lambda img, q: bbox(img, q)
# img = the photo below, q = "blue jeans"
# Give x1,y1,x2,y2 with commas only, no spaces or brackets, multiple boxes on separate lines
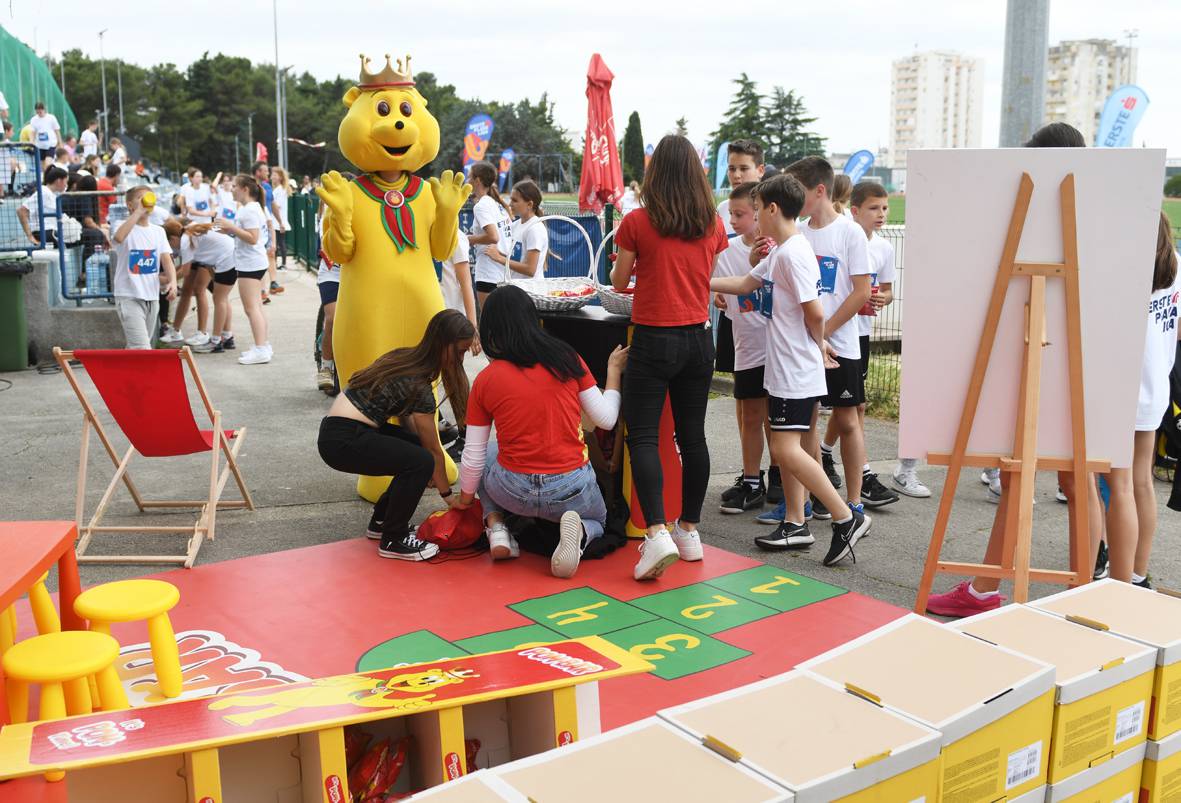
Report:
479,441,606,542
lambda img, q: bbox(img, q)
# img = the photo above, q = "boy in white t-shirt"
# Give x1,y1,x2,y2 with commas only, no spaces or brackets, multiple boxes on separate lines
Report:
315,209,342,392
28,102,60,162
784,157,873,521
820,182,910,503
17,165,67,245
112,186,177,349
712,174,871,566
79,121,100,157
713,181,773,514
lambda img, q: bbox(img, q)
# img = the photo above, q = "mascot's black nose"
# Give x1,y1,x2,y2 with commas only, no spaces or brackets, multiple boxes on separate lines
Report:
395,121,405,130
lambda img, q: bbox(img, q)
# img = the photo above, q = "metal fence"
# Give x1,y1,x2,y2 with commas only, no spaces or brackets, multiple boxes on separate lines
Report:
54,190,122,303
288,192,320,267
0,142,45,254
865,225,904,414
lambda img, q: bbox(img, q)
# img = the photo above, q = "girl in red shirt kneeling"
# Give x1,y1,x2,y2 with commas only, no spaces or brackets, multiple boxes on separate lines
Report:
456,286,627,579
610,135,729,580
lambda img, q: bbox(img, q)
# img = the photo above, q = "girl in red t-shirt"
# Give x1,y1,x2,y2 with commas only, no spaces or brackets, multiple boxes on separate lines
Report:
610,135,729,580
456,286,627,579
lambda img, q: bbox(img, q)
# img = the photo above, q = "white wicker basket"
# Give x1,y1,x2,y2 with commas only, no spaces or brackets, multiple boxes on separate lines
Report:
500,215,597,314
593,229,633,317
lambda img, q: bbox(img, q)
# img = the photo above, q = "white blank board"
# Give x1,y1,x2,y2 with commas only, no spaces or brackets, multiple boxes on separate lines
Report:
899,148,1165,469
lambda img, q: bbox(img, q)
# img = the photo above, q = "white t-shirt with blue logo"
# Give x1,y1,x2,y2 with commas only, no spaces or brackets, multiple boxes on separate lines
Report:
714,236,767,371
181,184,214,218
801,214,871,360
114,223,170,300
859,233,897,337
508,216,548,287
28,113,60,149
751,235,828,400
470,195,511,285
1138,269,1181,431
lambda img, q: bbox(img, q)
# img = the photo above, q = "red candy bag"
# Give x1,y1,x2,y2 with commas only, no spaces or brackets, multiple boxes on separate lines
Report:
361,737,408,802
465,738,481,773
344,726,372,770
348,738,388,801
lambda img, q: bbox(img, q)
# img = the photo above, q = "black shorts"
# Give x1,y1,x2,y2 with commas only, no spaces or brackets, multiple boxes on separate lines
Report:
475,281,498,294
213,269,238,286
823,356,866,408
714,314,735,373
860,334,871,381
319,280,339,305
733,365,768,400
237,268,267,281
193,261,215,272
768,395,820,431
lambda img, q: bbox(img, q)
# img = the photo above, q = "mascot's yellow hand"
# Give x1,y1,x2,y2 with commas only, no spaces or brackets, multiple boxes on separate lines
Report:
429,170,472,217
316,170,354,224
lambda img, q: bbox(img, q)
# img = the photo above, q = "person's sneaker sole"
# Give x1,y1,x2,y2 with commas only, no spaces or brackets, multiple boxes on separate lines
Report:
719,498,765,515
365,528,381,541
892,474,932,498
860,494,899,508
810,500,833,520
378,543,438,561
636,551,679,580
490,542,516,560
754,525,814,551
552,511,583,579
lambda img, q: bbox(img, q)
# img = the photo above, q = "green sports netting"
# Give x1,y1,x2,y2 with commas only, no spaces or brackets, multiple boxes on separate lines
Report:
0,26,78,137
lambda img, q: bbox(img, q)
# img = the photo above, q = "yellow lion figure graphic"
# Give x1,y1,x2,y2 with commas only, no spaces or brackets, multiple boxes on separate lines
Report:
207,667,479,727
317,53,471,502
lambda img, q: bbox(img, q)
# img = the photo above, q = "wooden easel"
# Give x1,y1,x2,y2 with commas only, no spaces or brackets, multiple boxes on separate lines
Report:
914,173,1110,612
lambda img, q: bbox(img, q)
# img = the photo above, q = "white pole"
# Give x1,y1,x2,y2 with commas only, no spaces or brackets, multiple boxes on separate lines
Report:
273,0,282,168
98,30,109,143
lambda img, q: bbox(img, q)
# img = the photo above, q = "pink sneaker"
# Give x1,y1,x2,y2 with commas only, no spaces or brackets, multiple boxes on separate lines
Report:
925,582,1005,618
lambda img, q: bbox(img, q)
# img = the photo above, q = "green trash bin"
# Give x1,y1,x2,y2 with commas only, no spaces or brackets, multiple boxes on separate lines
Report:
0,258,33,371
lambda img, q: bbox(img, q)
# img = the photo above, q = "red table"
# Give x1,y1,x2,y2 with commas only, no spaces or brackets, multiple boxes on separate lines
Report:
0,522,83,726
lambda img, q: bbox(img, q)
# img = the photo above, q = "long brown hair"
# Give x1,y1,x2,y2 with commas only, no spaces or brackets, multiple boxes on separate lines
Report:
641,135,717,240
512,179,543,217
470,161,510,214
348,310,475,425
1155,211,1178,292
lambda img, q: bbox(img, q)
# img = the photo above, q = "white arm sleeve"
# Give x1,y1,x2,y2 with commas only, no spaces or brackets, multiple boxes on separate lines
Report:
459,424,491,496
579,387,621,430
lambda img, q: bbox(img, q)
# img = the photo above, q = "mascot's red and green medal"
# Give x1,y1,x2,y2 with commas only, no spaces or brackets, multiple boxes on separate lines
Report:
353,174,425,253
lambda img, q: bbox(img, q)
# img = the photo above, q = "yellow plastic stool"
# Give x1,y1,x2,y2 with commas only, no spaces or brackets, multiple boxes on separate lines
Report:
74,579,183,698
0,572,62,658
3,630,128,782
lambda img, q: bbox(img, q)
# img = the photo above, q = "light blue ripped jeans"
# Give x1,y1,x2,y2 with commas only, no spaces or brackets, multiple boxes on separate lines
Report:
478,441,606,543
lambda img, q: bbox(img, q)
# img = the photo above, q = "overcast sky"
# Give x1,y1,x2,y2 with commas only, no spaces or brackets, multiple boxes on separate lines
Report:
9,0,1179,158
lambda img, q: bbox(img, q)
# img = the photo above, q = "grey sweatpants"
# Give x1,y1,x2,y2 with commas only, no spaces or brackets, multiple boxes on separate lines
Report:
115,296,160,350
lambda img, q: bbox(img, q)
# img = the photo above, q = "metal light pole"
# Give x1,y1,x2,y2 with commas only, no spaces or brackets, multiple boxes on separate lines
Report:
272,0,282,168
98,30,109,142
116,61,125,134
235,133,241,174
247,112,255,162
281,65,294,172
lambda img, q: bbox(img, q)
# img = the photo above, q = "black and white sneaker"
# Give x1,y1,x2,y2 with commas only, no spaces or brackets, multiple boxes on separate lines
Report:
720,473,766,514
822,450,842,489
378,528,438,561
810,495,833,520
766,466,784,504
1133,576,1152,589
823,510,871,567
755,521,814,551
366,519,383,540
1093,541,1109,580
860,473,900,508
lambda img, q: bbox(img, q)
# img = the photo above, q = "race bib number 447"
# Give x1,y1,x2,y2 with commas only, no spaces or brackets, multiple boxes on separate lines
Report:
817,255,838,294
129,249,159,275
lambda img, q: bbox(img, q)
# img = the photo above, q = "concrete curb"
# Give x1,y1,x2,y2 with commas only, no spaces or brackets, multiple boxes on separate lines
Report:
711,373,734,396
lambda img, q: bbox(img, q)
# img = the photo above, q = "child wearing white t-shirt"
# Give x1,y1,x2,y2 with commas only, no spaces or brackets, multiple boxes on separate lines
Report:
1105,213,1181,586
484,179,548,289
179,169,215,221
214,176,272,365
112,186,177,349
785,157,874,519
439,230,479,350
315,209,342,392
712,175,870,567
713,182,772,515
466,160,511,309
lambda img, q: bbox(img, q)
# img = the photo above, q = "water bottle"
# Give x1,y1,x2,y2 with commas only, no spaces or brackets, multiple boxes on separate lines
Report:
86,247,110,293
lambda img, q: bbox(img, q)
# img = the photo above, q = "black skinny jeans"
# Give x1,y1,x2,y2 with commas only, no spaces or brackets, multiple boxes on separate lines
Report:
621,324,715,527
317,416,434,539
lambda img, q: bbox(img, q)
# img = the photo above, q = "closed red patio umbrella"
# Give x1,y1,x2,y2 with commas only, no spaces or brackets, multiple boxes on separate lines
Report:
578,53,624,214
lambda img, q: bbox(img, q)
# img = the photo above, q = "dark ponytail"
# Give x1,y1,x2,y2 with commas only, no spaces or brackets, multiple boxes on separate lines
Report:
479,285,586,383
470,161,510,214
234,174,263,203
512,179,543,217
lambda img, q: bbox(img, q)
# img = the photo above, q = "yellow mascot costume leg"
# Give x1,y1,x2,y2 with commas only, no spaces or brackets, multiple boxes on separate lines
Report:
317,54,471,502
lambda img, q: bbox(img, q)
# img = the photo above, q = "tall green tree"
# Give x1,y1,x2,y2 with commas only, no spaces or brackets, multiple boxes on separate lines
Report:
761,87,824,167
621,111,644,184
674,117,689,137
706,74,770,186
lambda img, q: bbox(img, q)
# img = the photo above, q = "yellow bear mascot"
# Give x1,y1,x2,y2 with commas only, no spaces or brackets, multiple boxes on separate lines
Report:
318,54,471,502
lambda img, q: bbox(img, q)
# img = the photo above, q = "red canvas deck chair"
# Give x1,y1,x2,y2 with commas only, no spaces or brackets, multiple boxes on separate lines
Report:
53,346,254,568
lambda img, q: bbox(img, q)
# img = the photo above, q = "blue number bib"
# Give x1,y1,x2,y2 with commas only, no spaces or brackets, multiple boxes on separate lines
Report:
196,200,209,211
129,249,159,276
736,291,760,314
759,280,774,319
817,255,838,294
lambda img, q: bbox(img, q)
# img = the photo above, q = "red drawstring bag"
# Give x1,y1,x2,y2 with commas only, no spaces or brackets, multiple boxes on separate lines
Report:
416,500,485,550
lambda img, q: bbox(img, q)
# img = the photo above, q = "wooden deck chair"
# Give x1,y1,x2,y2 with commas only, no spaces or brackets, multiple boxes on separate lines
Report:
53,346,254,568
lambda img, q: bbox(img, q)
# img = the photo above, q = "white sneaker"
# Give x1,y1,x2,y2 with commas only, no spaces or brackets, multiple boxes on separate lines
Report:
985,479,1002,503
551,511,584,578
892,470,931,498
488,524,519,560
634,529,680,580
159,329,184,345
237,346,272,365
316,367,335,391
671,522,704,561
185,331,210,347
262,342,274,357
